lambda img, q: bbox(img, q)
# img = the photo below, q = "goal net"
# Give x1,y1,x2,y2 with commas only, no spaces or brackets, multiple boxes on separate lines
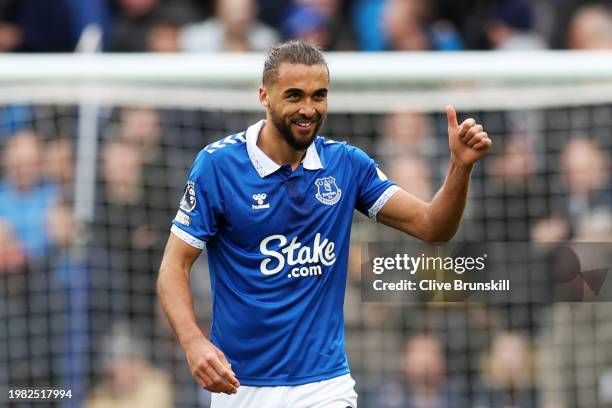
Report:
0,51,611,407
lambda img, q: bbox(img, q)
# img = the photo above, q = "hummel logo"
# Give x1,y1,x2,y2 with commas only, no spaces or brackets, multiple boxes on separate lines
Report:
252,193,270,210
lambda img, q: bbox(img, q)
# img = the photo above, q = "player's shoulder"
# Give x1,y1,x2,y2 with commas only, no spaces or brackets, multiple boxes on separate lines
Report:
187,131,248,178
315,135,371,160
315,135,348,153
202,131,247,157
193,131,247,164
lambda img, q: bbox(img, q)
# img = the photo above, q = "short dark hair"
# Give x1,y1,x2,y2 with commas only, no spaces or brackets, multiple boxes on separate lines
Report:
262,40,328,86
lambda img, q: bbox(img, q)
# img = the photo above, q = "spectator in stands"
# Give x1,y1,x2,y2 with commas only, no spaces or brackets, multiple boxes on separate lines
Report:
0,132,63,391
567,4,612,49
47,199,90,405
378,110,435,157
382,0,462,51
119,107,162,164
475,332,538,407
47,200,76,259
352,0,387,50
490,134,536,182
85,323,172,408
574,207,612,242
110,0,159,51
538,211,612,408
179,0,279,52
0,130,59,260
44,137,74,199
116,107,172,242
539,303,612,408
282,0,355,50
561,138,609,223
383,0,429,51
487,133,539,241
96,113,169,342
0,0,76,52
531,137,609,241
366,334,459,408
145,1,199,52
388,158,433,202
110,0,199,52
96,139,148,329
257,0,290,30
0,105,34,137
0,14,21,52
484,0,547,50
0,219,26,272
100,139,144,207
377,110,436,201
0,221,59,389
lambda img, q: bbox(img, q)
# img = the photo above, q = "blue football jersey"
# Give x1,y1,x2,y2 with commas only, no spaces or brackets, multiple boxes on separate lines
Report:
171,120,399,386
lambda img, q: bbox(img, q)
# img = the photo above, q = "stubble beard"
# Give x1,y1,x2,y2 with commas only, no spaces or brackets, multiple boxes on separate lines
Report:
269,106,325,151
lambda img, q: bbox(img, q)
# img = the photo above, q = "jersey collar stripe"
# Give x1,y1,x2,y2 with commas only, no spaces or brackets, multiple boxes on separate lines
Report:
246,120,324,178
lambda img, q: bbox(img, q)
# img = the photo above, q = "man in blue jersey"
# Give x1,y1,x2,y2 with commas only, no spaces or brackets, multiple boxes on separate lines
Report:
157,40,491,407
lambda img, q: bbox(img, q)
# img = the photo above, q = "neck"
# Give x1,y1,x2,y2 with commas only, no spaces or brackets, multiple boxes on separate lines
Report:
258,120,307,171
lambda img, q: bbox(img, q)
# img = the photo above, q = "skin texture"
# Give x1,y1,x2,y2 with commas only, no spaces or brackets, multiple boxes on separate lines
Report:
157,61,492,395
258,63,329,168
378,105,491,243
157,235,239,395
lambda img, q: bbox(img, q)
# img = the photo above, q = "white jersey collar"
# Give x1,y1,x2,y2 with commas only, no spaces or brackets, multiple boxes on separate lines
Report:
245,119,323,178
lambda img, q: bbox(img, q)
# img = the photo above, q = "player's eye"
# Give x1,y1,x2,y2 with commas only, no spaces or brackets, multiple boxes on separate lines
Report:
313,91,328,101
286,93,300,101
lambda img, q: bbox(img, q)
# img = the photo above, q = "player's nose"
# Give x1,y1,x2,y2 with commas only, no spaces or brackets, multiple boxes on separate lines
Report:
298,104,317,118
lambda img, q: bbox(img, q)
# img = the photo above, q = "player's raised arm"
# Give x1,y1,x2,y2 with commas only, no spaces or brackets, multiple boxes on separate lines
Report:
157,233,240,395
377,105,492,243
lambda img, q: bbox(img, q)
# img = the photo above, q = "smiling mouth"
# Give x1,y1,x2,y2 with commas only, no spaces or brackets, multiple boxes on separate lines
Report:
294,121,312,129
292,118,318,130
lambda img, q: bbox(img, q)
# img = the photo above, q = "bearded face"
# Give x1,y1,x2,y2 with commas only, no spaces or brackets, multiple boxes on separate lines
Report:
268,103,325,151
260,63,329,151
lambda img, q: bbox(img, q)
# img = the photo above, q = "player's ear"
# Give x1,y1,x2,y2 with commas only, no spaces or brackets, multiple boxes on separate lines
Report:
259,86,270,108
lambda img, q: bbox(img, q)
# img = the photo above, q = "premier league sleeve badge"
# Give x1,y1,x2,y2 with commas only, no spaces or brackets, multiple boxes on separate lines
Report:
180,181,197,212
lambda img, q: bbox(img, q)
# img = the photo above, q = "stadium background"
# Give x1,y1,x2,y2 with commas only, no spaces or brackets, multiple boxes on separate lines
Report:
0,0,611,407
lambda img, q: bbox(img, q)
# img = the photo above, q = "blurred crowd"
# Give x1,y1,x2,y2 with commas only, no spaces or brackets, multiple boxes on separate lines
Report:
1,0,612,53
0,102,610,407
0,1,612,408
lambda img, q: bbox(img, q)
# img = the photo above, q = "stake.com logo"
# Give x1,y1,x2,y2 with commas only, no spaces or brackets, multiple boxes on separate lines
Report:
259,233,336,278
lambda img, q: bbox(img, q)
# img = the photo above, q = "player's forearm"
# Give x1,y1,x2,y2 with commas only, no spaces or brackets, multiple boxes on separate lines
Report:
425,156,473,242
157,264,207,349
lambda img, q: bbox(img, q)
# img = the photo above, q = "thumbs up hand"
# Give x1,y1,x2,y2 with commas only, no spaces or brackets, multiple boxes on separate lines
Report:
446,105,492,167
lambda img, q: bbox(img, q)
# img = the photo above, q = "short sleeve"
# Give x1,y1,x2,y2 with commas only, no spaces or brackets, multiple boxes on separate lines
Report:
348,145,400,220
171,150,224,248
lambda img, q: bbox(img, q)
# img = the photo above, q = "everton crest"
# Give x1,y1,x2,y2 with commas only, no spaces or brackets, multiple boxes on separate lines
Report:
315,177,342,205
180,181,197,212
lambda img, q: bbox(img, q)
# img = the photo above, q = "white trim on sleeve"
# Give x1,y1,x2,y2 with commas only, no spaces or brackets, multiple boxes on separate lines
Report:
171,225,206,249
367,185,401,221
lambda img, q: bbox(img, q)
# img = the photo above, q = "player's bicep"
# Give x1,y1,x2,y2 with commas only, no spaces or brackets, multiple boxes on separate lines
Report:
160,232,202,277
376,188,431,241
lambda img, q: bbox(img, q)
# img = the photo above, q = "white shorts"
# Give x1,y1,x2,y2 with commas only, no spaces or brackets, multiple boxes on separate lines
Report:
210,373,358,408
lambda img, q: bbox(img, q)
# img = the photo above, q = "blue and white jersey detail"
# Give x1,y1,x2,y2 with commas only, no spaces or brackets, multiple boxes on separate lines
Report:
171,120,398,386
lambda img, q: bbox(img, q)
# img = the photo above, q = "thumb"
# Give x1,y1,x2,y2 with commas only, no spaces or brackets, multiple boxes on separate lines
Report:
446,105,458,129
